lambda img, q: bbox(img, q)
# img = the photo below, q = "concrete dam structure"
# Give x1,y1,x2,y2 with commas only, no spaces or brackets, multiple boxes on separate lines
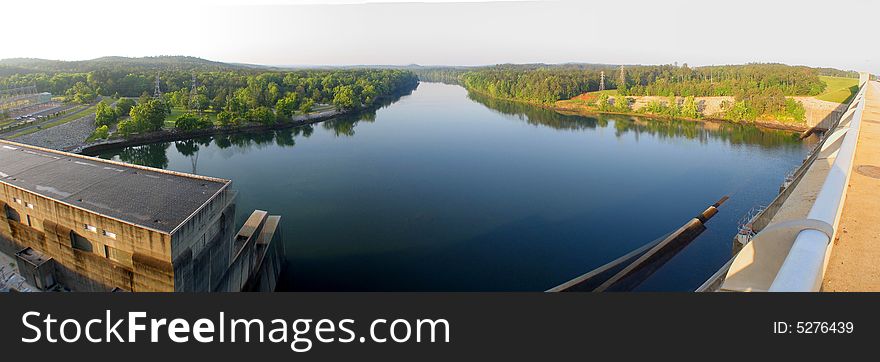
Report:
0,139,283,292
702,73,880,292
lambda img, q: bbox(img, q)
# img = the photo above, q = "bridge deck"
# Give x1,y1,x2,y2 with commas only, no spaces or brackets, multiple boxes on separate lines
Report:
822,81,880,291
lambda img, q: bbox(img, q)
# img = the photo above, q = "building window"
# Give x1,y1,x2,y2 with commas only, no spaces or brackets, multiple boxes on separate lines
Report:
104,245,132,267
70,231,93,252
12,197,22,204
102,230,117,239
84,224,97,233
26,215,32,227
25,202,34,209
3,204,20,222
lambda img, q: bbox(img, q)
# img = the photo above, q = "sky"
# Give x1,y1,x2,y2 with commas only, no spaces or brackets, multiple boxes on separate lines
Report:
2,0,877,71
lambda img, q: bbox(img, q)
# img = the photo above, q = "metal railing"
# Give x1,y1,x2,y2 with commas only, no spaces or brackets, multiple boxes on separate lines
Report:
767,81,868,292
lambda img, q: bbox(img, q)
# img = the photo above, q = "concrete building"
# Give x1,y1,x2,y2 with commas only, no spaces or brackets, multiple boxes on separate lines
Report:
0,139,282,292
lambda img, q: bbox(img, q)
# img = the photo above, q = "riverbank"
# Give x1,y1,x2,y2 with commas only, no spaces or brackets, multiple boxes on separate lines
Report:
79,109,342,155
554,94,847,134
8,82,419,155
464,87,834,134
552,103,814,134
553,98,813,133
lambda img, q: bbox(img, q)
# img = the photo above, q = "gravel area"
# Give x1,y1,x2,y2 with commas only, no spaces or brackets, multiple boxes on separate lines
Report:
10,114,96,151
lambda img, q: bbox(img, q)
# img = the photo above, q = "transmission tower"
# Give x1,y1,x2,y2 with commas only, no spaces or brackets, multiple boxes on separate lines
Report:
189,73,199,113
599,71,605,91
153,72,162,98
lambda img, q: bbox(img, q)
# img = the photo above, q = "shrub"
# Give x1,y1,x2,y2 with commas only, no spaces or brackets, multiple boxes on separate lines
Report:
174,113,213,131
614,96,630,112
248,106,276,125
91,125,110,140
596,93,610,111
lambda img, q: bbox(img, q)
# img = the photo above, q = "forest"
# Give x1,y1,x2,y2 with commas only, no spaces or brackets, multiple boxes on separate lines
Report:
1,57,419,137
449,63,847,123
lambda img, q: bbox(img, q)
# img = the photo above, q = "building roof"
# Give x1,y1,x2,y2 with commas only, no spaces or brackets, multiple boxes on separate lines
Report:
0,140,229,234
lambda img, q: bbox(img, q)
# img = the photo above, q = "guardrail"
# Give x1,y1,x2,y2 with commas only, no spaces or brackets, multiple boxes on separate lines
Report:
767,81,867,292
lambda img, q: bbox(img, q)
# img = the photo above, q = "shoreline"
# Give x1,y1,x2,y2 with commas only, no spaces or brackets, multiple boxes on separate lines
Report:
551,105,812,133
551,103,811,133
462,87,813,134
76,86,418,155
75,82,814,156
78,109,342,155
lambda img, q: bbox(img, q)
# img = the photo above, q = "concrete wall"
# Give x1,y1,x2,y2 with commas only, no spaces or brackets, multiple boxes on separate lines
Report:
1,183,176,291
0,155,275,292
171,199,236,292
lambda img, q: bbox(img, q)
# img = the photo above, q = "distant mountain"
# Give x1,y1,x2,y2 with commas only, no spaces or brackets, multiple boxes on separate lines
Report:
0,56,260,73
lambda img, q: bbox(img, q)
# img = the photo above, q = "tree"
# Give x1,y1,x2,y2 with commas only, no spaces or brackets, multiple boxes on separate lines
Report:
248,106,276,125
95,100,118,127
614,95,630,112
663,95,680,117
275,93,298,120
360,84,377,105
332,85,357,110
65,82,97,104
92,125,110,140
127,99,169,134
726,100,756,121
596,93,610,111
217,111,235,127
115,98,136,118
192,94,210,112
299,99,314,114
641,99,664,115
775,98,806,124
116,119,138,136
680,96,699,119
174,113,212,131
1,66,422,134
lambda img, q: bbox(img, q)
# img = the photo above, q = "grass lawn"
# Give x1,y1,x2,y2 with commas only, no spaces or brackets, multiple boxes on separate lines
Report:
311,103,336,112
163,107,218,128
817,76,859,103
566,89,618,102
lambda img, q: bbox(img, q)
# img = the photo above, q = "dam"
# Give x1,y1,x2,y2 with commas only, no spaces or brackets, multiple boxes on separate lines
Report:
0,139,283,292
702,73,879,292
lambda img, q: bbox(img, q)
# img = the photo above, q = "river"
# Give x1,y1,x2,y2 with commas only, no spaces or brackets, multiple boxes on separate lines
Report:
95,82,815,291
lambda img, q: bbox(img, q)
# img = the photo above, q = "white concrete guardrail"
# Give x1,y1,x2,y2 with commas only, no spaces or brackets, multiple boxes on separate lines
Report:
767,82,867,292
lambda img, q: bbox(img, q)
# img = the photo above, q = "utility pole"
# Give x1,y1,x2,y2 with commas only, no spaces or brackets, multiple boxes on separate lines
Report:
153,72,162,98
189,73,199,114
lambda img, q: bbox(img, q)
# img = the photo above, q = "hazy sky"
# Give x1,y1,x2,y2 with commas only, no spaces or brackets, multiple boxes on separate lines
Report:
2,0,876,71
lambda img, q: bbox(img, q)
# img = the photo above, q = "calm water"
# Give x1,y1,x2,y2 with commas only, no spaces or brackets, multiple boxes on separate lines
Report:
95,82,814,291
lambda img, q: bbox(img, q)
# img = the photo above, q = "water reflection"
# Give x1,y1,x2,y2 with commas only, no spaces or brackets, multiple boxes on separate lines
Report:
466,90,813,149
95,82,813,291
116,143,171,169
